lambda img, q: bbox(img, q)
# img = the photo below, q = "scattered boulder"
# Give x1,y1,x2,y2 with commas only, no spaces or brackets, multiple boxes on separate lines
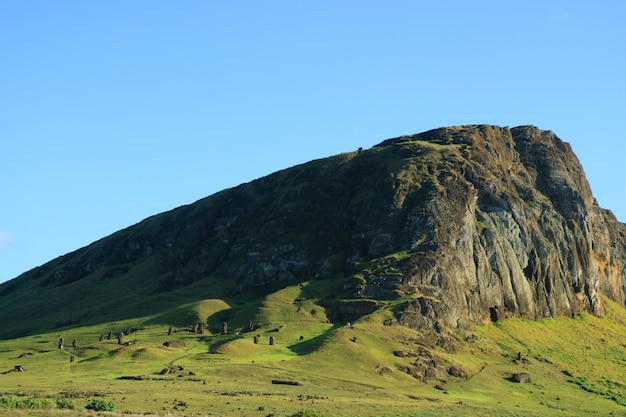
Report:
118,375,148,380
18,352,33,358
447,365,468,379
510,372,532,383
163,340,186,348
434,384,448,393
393,350,419,358
2,365,26,374
271,380,301,386
160,365,184,375
383,318,398,326
377,365,393,375
397,347,447,382
513,352,530,364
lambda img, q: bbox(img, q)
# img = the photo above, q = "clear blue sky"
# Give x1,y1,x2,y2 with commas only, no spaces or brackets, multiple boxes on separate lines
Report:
1,1,625,284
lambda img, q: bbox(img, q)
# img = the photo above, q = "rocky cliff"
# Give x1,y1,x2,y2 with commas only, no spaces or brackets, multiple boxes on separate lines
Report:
343,125,626,330
1,125,625,337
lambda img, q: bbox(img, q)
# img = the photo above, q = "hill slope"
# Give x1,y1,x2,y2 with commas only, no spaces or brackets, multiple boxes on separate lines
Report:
0,281,624,416
0,125,624,341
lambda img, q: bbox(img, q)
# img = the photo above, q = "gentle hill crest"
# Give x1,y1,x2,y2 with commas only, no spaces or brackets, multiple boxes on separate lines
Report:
1,124,624,340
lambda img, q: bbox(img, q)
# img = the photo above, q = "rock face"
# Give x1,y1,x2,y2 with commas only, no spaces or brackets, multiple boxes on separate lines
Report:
1,125,624,337
346,126,626,329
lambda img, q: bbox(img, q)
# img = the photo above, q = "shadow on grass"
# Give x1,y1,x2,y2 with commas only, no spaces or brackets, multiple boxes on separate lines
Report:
201,334,245,353
143,291,263,333
287,325,341,356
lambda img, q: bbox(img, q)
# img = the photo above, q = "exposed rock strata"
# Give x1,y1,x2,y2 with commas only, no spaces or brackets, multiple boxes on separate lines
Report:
347,126,626,328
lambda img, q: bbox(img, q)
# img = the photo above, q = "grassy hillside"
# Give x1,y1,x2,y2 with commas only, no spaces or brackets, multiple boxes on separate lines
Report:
1,126,625,416
0,278,624,416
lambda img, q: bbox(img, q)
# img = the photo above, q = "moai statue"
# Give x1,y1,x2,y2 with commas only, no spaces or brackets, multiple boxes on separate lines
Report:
222,322,228,335
72,338,77,348
253,335,259,344
192,323,198,333
118,332,124,345
248,321,254,332
168,326,173,336
197,323,204,334
99,334,103,342
58,338,64,349
107,331,112,340
70,355,75,363
269,336,275,346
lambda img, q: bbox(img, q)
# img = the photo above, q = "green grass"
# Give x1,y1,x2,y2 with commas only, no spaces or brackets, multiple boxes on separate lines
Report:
0,285,624,416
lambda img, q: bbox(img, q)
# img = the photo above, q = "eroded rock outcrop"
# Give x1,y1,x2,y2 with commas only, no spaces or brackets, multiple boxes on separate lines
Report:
345,125,626,328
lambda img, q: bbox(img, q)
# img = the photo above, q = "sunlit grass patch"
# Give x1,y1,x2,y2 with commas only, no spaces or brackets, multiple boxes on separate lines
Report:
0,289,625,416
